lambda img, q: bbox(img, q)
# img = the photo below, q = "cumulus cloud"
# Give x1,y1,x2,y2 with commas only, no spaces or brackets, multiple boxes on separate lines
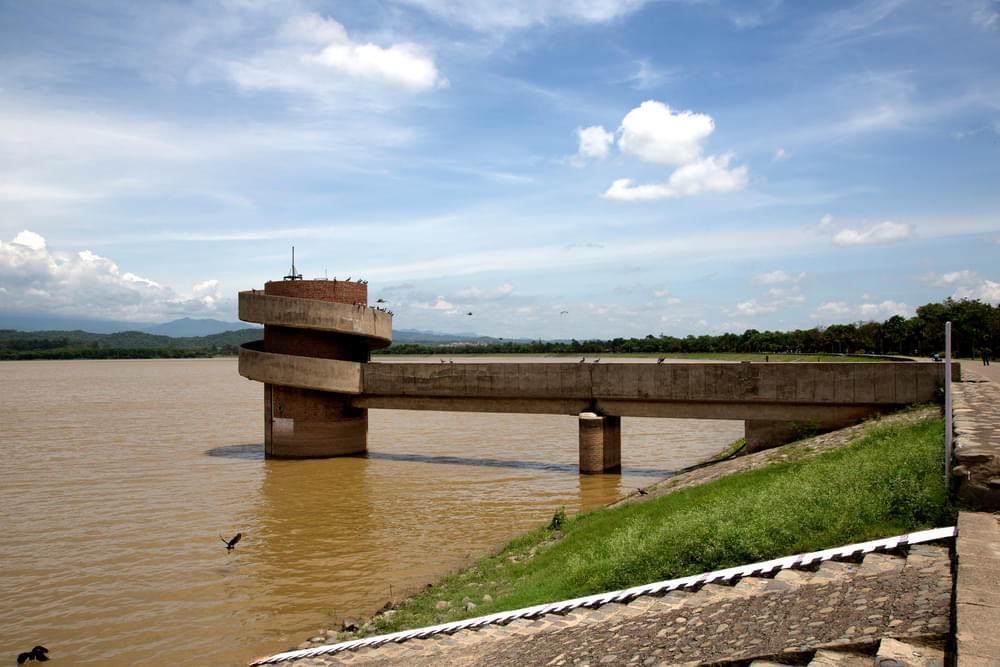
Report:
617,101,714,165
832,220,914,246
602,153,748,202
736,299,775,316
921,269,1000,304
583,100,748,202
576,125,615,160
228,13,447,97
412,296,454,310
772,148,789,162
813,301,852,317
860,300,913,319
0,231,231,321
811,299,914,320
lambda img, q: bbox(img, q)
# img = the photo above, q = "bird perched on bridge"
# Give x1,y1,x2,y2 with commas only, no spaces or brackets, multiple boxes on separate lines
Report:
657,357,665,364
579,357,586,363
17,646,49,663
593,358,600,363
221,533,242,551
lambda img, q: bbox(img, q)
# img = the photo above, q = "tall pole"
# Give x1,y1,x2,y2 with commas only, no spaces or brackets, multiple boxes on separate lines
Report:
945,321,953,490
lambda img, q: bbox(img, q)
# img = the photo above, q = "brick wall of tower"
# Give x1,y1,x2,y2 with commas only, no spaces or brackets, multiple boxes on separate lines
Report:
264,279,367,305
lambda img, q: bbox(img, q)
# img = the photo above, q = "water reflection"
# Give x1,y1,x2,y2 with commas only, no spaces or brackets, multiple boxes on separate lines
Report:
206,443,265,460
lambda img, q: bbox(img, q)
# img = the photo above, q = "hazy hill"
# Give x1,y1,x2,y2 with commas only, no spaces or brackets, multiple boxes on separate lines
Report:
0,314,255,336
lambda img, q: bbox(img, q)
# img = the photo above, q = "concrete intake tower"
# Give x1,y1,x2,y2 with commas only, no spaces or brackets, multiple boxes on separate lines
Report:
238,277,392,458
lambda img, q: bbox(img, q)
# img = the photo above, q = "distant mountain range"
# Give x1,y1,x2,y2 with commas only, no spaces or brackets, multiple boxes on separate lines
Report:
0,314,258,337
0,315,527,345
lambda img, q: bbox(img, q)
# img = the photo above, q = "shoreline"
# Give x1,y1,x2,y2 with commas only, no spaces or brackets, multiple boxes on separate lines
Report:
279,406,940,658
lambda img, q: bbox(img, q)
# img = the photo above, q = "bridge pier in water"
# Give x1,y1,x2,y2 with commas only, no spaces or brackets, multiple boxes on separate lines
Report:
578,413,622,474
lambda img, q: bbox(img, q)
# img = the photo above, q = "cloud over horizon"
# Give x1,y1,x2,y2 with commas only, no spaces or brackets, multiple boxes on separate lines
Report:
0,231,231,322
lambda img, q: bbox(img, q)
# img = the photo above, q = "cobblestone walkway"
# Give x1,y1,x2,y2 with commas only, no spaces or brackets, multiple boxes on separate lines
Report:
271,541,952,666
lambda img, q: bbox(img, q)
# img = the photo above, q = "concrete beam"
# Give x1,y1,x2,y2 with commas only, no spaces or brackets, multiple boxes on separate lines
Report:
239,291,392,347
239,341,362,394
361,361,953,408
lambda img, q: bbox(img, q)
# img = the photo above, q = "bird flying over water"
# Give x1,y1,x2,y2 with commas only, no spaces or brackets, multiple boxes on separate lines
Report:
560,310,568,315
376,298,388,303
466,311,473,316
221,533,242,551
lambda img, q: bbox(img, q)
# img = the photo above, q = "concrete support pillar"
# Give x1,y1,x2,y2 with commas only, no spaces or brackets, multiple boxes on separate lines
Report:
579,412,621,474
265,383,367,458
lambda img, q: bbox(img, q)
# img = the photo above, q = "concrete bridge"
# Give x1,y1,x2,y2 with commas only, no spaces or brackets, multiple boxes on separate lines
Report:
238,281,955,472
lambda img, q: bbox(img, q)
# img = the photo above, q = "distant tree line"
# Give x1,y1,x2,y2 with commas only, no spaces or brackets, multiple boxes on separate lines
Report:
0,328,261,360
377,298,999,358
2,298,996,360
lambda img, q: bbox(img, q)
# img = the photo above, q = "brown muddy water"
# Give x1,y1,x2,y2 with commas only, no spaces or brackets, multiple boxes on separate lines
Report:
0,358,743,666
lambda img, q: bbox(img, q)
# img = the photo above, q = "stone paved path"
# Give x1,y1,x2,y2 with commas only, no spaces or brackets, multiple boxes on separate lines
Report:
272,542,952,666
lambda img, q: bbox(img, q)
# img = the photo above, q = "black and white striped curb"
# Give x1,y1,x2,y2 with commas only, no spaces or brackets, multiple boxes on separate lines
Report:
251,525,956,665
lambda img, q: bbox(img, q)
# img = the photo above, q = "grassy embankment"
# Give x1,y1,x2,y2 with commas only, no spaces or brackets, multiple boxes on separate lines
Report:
358,412,951,637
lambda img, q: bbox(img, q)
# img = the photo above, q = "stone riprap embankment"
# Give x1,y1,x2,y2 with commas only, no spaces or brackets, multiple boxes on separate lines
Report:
261,540,953,666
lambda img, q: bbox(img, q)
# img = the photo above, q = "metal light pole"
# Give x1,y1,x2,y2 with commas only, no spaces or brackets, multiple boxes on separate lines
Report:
945,321,953,490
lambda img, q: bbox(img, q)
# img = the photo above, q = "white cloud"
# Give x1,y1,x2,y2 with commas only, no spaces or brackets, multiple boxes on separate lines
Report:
813,301,852,317
736,299,775,316
652,287,670,298
860,300,913,319
602,153,748,201
972,3,999,29
395,0,650,31
772,147,789,161
588,100,748,202
11,230,46,251
576,125,614,160
832,220,914,246
455,283,515,300
617,100,714,166
767,286,806,304
228,13,446,97
922,269,1000,304
412,296,454,310
751,270,804,285
0,183,95,202
0,231,230,321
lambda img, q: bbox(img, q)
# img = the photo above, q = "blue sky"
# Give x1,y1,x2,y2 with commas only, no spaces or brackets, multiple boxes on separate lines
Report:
1,0,998,339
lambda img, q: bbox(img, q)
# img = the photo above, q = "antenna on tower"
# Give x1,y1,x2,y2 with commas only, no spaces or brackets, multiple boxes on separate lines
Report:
284,246,303,281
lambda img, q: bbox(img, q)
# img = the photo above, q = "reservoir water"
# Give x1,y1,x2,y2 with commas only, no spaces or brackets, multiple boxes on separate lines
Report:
0,358,743,666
